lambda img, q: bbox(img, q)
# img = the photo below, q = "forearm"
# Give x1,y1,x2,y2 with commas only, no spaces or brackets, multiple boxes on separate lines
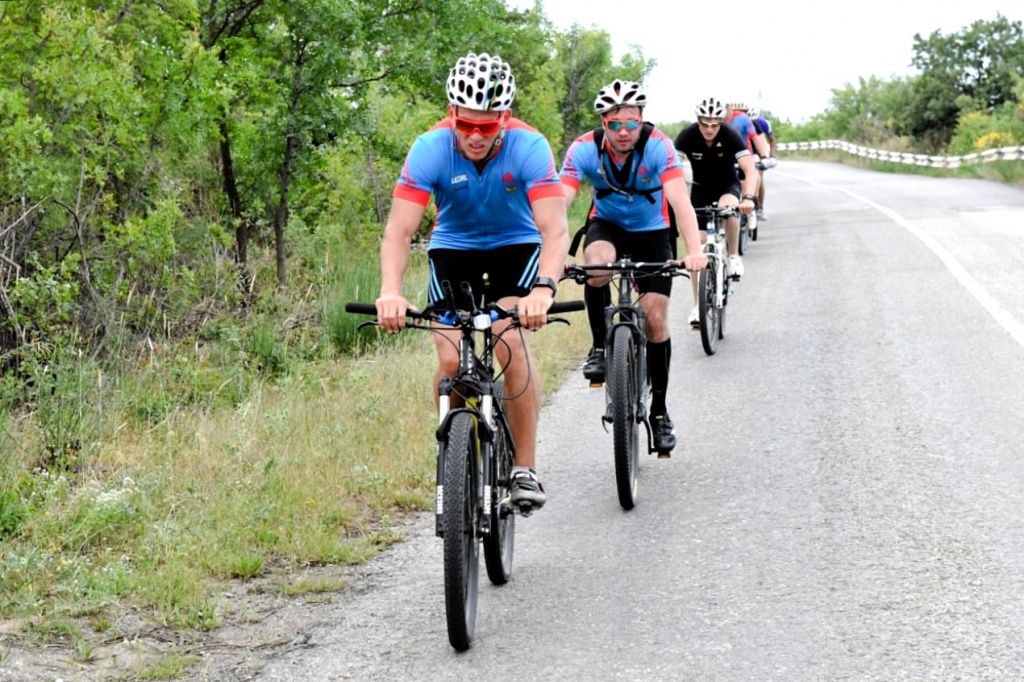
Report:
665,181,701,255
536,230,569,281
532,195,570,280
753,134,770,158
380,229,412,296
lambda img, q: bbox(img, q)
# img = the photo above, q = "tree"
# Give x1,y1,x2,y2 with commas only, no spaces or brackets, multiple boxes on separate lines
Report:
554,25,653,152
902,14,1024,150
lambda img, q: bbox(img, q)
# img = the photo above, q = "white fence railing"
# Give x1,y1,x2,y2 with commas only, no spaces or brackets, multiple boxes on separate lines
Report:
778,140,1024,169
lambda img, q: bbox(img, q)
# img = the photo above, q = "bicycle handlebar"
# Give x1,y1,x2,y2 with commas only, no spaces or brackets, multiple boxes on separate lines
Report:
344,299,585,323
693,205,737,218
561,259,690,284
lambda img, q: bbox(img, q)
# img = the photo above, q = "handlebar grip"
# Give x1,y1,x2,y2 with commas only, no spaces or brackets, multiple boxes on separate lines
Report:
549,300,585,314
345,302,378,315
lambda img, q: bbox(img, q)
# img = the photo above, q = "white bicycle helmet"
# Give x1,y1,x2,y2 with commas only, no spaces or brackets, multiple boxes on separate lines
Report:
446,52,516,111
730,102,750,113
695,97,726,119
594,79,647,115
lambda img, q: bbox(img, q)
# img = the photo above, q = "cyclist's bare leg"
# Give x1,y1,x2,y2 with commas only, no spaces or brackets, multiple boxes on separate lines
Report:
719,193,740,256
432,327,463,410
756,169,766,208
582,239,617,287
639,292,670,343
493,296,540,469
689,231,707,306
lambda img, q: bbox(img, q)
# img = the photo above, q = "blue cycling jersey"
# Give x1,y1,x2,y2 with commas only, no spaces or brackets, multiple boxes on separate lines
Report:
559,127,684,231
727,113,760,154
394,118,563,250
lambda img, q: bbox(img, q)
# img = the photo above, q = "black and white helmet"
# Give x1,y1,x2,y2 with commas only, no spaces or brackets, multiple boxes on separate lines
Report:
446,52,516,111
594,79,646,115
695,97,726,119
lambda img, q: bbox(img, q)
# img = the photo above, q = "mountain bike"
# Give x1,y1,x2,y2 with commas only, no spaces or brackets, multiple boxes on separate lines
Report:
692,204,736,356
562,259,689,510
346,292,583,651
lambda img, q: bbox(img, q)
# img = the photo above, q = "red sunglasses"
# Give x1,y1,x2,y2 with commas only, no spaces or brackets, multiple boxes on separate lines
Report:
452,115,503,136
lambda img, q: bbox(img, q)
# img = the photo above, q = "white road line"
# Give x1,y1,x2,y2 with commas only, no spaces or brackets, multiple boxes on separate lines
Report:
794,176,1024,349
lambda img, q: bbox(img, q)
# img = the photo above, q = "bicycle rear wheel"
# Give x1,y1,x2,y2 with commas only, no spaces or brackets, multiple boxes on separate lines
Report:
442,412,480,651
609,325,640,510
483,383,515,585
698,260,720,356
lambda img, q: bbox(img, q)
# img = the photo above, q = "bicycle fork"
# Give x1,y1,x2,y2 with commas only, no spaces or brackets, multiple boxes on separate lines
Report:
435,382,499,538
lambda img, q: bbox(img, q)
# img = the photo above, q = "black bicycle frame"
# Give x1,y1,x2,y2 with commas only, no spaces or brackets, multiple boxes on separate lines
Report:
606,266,649,419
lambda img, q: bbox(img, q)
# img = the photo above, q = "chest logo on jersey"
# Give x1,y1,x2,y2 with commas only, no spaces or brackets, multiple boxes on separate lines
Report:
451,174,468,189
503,171,519,193
690,153,703,161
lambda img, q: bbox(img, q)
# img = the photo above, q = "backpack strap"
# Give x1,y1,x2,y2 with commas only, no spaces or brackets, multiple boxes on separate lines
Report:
593,122,660,204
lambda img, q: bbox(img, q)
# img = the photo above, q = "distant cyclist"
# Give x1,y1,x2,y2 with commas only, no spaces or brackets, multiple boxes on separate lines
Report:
674,97,760,327
559,79,707,455
726,102,770,160
749,108,777,220
376,52,569,510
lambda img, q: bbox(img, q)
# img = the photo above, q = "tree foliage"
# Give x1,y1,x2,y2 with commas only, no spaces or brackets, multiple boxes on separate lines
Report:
1,0,581,367
903,14,1024,148
779,14,1024,155
553,24,654,153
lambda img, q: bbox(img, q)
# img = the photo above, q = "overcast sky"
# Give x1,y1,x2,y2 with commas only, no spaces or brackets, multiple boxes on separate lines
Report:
508,0,1023,123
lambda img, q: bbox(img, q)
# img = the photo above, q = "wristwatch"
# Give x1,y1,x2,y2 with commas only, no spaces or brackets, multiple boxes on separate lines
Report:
742,193,756,201
532,276,558,296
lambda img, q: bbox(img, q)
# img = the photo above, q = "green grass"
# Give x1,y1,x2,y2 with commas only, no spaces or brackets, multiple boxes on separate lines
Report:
0,240,592,675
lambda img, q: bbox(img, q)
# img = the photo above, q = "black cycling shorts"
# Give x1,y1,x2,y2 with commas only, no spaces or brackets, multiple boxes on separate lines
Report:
583,218,674,297
427,243,541,311
689,183,741,230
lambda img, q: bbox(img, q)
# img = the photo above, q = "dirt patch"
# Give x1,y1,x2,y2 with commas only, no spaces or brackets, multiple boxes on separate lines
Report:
0,525,416,682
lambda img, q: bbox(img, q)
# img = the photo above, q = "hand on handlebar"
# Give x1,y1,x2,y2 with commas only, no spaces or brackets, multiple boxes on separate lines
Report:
517,288,553,330
682,253,708,272
762,157,778,169
375,293,414,333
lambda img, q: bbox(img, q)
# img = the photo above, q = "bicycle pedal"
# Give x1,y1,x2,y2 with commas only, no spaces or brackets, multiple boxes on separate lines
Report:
515,503,534,518
589,381,604,388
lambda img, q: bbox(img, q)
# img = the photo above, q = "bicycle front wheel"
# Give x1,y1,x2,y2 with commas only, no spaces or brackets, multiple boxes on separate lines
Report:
483,383,515,585
442,412,480,651
608,325,640,510
698,261,720,356
738,216,748,255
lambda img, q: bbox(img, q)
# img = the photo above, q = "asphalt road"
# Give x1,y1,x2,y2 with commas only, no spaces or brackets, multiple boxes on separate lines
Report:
256,161,1024,681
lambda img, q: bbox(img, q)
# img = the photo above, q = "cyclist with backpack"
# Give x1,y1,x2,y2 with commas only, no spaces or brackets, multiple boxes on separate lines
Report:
559,79,706,455
375,52,569,510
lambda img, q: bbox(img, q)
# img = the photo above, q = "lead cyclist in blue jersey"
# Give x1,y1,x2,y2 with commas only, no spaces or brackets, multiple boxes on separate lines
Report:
559,80,706,455
376,52,570,510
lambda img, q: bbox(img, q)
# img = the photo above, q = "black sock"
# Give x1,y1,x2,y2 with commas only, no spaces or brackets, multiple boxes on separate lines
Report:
647,339,671,414
585,283,611,349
